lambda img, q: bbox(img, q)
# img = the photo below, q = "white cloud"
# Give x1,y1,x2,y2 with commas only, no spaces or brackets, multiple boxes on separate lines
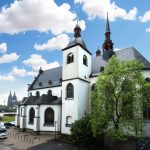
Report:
23,54,59,71
0,74,14,81
139,10,150,23
114,48,121,51
34,34,70,51
0,53,20,63
74,0,137,21
11,66,37,77
0,43,7,53
146,28,150,32
0,0,85,35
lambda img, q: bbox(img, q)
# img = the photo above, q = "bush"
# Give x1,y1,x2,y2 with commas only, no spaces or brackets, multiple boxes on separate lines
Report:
70,114,95,146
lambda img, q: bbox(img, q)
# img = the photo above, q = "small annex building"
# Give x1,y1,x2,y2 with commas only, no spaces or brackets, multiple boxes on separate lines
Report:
16,14,150,135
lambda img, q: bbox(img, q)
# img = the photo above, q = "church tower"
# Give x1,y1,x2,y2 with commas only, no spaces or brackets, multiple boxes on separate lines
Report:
61,22,92,134
7,91,13,107
13,92,17,100
102,13,114,60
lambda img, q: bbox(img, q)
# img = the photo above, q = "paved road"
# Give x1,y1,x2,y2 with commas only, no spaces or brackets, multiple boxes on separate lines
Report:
0,143,15,150
27,139,87,150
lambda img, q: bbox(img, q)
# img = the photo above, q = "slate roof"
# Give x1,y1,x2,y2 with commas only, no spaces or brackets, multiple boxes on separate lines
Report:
91,47,150,75
63,37,92,55
21,94,61,105
29,47,150,90
28,66,62,90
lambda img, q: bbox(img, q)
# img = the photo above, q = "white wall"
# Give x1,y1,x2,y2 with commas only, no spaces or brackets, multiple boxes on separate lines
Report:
19,105,61,132
61,79,78,134
77,80,90,118
143,70,150,78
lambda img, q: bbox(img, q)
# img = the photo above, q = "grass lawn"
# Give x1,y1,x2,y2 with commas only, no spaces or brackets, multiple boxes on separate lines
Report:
1,116,15,122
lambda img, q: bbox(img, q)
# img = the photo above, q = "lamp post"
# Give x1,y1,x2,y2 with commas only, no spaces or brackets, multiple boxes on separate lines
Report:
54,121,57,141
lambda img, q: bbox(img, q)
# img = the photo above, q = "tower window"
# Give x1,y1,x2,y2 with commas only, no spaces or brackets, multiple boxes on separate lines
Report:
83,55,88,66
66,83,74,98
67,53,74,64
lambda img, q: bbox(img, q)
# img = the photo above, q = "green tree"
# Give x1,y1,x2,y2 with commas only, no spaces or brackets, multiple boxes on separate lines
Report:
91,56,150,141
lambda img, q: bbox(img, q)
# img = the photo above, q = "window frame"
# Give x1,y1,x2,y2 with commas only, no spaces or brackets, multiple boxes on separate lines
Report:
29,107,35,124
83,55,88,66
67,53,74,64
44,107,55,126
66,116,72,127
66,83,74,99
143,107,150,121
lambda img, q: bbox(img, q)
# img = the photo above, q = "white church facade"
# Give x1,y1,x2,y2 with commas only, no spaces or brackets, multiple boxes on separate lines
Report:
16,15,150,135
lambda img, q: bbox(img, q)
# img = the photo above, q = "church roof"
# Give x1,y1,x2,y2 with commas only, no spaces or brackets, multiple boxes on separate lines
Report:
21,94,61,105
28,66,62,90
63,37,92,55
91,47,150,76
28,47,150,90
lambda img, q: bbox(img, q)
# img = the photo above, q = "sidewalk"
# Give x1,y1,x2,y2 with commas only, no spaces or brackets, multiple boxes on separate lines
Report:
1,127,53,150
1,127,88,150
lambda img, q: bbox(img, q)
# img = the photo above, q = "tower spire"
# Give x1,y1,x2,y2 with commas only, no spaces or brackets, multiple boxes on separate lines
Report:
106,12,110,33
102,13,114,59
8,91,12,99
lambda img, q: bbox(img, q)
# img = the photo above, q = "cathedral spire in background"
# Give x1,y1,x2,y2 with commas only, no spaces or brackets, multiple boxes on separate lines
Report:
8,91,12,99
13,92,17,100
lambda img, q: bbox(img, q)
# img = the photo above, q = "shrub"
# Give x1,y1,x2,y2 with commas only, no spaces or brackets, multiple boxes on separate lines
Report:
70,114,95,146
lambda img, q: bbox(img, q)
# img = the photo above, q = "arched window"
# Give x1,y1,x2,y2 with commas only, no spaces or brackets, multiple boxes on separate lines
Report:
44,107,54,125
66,116,72,127
29,107,35,124
66,83,74,98
67,53,74,64
36,91,40,98
83,55,88,66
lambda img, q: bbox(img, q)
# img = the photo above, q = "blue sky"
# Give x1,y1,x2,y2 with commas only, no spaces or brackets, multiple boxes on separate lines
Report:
0,0,150,104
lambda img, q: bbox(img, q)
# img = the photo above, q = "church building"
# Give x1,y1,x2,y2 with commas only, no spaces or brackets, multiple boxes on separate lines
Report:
16,14,150,136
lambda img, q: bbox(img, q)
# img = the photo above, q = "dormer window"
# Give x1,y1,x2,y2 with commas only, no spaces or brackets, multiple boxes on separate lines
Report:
83,55,87,66
67,53,74,64
48,80,52,85
39,82,42,86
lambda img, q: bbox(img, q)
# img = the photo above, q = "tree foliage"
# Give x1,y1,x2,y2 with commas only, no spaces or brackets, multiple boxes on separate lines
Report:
91,56,150,141
70,114,95,146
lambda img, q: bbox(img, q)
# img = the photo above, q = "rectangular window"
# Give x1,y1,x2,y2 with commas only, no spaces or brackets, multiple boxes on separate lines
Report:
143,108,150,120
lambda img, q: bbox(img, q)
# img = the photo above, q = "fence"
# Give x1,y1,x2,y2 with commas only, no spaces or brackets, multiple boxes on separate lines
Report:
7,132,41,145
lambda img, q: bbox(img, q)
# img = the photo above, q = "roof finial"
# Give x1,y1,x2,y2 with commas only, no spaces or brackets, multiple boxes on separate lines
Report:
74,21,81,38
